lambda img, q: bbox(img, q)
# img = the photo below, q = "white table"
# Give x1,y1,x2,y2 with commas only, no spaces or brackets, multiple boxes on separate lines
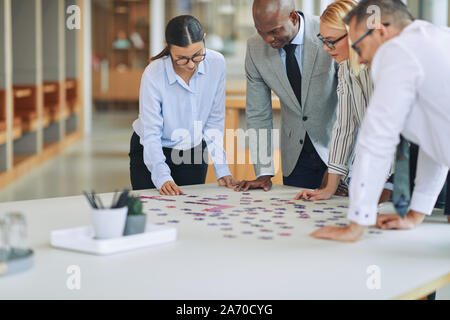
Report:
0,184,449,299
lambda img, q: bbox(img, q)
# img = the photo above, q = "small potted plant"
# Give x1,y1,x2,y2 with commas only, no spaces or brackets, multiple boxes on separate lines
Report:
123,196,147,236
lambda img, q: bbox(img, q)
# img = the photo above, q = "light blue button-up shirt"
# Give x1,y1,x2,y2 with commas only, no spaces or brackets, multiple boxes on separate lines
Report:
133,49,231,189
279,12,305,74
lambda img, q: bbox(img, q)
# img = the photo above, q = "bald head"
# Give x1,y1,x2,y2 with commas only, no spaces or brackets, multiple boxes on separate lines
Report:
252,0,299,49
253,0,295,19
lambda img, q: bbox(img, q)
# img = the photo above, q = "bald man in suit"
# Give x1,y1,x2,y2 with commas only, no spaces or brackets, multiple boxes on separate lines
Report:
235,0,338,192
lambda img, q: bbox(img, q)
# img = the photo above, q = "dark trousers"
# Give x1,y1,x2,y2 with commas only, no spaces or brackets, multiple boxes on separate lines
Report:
283,148,327,189
129,132,208,191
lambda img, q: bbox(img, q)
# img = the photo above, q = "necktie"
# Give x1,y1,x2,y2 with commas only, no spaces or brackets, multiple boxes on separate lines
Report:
283,44,302,106
283,44,313,152
393,136,411,218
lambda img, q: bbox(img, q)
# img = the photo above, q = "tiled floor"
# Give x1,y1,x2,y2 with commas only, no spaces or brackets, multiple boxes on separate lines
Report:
0,110,448,299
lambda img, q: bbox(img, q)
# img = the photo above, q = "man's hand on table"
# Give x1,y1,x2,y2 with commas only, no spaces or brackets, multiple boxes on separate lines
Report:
310,222,366,242
235,175,273,192
377,210,426,230
218,175,241,189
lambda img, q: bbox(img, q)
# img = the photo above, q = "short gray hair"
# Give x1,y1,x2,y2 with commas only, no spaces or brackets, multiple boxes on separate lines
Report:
343,0,414,29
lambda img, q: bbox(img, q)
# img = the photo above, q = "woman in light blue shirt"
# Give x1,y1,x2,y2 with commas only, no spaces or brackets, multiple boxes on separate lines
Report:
130,15,238,195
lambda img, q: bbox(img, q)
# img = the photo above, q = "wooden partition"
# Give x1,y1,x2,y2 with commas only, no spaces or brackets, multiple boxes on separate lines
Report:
11,0,42,160
43,82,60,122
12,85,39,133
65,0,80,134
0,90,5,144
0,0,84,189
0,0,11,172
65,79,78,114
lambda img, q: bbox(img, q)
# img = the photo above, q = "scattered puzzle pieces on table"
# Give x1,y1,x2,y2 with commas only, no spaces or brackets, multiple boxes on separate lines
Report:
140,191,384,241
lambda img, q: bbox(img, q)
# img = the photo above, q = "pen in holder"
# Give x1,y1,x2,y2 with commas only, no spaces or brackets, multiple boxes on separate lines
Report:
91,207,128,240
84,190,147,240
84,190,128,240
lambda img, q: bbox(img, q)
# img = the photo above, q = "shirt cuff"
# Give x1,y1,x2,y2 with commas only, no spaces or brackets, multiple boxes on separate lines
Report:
256,172,274,178
347,204,378,226
214,164,231,180
153,174,174,190
383,182,394,191
409,191,438,216
328,163,349,177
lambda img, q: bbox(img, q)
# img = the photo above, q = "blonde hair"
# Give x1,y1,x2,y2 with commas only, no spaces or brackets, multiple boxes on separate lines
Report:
320,0,364,75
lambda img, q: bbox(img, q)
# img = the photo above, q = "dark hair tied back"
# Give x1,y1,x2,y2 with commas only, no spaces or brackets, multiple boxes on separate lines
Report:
150,15,204,62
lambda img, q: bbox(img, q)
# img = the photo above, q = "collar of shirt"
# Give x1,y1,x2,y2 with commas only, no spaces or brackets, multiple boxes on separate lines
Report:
279,12,305,71
279,12,305,53
164,51,207,89
290,12,305,46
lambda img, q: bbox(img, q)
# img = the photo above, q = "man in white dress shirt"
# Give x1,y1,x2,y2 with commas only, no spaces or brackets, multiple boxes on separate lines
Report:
311,0,450,242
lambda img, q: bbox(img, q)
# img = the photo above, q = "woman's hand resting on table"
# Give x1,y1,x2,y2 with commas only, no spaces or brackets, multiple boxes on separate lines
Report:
160,181,184,196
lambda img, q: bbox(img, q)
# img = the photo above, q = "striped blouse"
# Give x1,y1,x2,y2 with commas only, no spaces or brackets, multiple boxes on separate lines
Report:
328,60,373,179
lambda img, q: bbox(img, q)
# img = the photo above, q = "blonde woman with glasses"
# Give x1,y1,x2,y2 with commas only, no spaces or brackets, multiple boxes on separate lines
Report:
296,0,392,202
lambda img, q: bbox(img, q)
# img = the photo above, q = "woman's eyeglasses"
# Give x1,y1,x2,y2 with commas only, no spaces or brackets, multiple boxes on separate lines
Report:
174,39,207,66
316,33,348,50
351,23,391,57
174,51,207,66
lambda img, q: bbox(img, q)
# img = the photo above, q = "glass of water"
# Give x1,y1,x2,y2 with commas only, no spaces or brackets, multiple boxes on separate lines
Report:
5,213,28,257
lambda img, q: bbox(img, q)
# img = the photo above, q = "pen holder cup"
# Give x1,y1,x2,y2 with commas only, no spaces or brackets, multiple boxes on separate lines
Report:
91,207,128,240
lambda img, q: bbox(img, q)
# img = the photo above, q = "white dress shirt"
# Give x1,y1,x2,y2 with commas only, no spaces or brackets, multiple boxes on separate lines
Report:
347,20,450,226
133,49,231,189
279,12,305,74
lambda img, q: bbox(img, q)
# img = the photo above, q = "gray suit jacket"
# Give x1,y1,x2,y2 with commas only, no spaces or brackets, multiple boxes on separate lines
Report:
245,12,338,178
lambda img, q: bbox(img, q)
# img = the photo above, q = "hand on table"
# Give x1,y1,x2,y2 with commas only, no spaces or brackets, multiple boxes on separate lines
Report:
376,210,425,230
310,222,366,242
295,172,348,201
335,181,349,197
218,175,241,189
234,175,272,192
159,181,184,196
295,188,334,201
295,182,348,201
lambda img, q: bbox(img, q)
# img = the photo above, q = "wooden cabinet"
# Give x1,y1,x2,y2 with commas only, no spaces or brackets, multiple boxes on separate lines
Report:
43,82,61,123
205,96,283,185
13,85,39,133
92,0,150,107
92,69,142,102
